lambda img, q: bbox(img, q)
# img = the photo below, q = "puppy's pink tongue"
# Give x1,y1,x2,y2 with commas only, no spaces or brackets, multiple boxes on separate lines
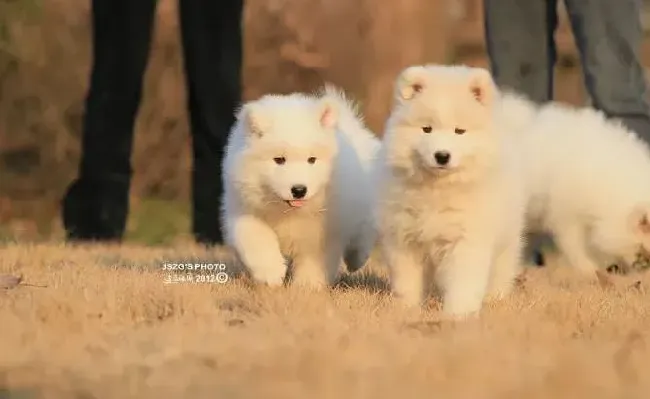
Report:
288,200,305,207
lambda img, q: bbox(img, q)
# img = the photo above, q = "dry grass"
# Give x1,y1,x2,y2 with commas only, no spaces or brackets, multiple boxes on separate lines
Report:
1,243,650,398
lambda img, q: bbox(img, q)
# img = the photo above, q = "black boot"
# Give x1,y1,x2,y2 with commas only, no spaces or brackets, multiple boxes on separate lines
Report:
62,177,130,242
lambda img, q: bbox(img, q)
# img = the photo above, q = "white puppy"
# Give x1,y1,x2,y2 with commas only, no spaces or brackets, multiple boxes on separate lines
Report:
221,85,380,288
507,95,650,274
372,64,527,317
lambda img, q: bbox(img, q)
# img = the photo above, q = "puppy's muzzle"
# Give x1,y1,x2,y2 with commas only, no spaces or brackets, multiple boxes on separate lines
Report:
434,151,451,166
290,184,308,199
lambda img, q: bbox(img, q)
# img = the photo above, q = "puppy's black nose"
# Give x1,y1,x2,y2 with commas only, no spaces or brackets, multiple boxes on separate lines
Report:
291,184,308,199
434,151,451,166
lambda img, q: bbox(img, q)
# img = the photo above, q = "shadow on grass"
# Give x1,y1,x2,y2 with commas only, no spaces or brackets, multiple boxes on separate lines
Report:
335,270,390,295
91,245,248,277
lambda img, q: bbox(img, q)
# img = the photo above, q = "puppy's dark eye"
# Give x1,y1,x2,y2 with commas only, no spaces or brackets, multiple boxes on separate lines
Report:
454,128,466,135
307,157,317,164
273,157,286,165
422,126,432,134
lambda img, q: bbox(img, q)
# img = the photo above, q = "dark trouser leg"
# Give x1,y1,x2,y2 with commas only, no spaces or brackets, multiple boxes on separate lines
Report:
178,0,244,245
564,0,650,144
62,0,157,241
484,0,558,103
484,0,558,266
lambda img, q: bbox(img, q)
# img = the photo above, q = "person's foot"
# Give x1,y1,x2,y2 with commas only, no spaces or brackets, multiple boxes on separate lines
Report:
62,177,129,243
191,174,224,246
193,230,224,247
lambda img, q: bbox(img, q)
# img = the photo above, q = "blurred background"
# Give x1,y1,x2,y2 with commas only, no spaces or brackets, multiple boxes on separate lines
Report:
2,0,650,244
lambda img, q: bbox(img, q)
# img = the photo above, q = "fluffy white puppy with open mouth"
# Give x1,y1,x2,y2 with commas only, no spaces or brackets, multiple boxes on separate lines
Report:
221,86,380,288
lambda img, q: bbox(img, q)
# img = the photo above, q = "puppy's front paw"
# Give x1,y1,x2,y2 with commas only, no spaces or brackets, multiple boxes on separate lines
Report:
393,289,423,309
291,268,329,290
442,294,483,319
251,265,287,287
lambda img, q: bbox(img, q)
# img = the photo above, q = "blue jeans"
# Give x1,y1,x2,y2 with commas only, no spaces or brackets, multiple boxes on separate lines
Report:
484,0,650,144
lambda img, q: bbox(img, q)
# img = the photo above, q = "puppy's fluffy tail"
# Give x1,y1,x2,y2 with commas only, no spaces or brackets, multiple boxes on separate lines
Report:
320,84,381,161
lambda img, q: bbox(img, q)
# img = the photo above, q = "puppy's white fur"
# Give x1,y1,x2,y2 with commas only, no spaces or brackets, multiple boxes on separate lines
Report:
221,85,380,288
504,94,650,274
371,64,527,317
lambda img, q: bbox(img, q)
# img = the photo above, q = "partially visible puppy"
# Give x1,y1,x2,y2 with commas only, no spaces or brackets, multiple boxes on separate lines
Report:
372,64,527,317
505,94,650,275
221,85,380,288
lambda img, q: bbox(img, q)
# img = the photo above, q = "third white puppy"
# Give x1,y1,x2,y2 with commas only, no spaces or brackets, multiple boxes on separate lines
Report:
373,64,527,317
509,96,650,275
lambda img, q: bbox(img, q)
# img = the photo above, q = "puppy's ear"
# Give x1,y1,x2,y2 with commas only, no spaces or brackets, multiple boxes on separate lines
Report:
243,103,267,137
317,97,339,129
468,68,497,107
630,204,650,235
395,65,427,102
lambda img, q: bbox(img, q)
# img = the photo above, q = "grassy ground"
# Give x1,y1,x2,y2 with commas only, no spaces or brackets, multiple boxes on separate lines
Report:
1,243,649,398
